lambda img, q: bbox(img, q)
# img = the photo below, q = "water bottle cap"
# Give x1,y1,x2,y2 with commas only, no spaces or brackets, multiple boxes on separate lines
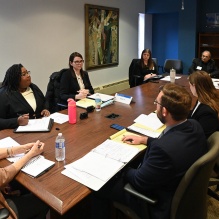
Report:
58,133,62,136
67,98,75,103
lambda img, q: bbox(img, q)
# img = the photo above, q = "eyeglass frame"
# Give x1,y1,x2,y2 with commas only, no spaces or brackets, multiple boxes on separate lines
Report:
21,71,31,77
73,60,84,64
154,99,163,107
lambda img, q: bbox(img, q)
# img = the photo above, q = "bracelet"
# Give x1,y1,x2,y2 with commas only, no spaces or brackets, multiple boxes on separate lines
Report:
6,147,14,157
7,148,10,157
11,146,14,157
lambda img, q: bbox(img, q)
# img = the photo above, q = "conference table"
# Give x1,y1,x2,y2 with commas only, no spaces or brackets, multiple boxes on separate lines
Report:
0,75,193,218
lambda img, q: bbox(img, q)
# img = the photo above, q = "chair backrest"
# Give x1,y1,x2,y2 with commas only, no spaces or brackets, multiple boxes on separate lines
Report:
170,132,219,219
164,59,183,73
45,68,68,113
152,58,158,65
129,59,140,87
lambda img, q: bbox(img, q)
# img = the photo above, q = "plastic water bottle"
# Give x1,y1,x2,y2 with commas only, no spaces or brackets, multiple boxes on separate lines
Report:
95,93,102,111
55,133,65,161
68,98,76,124
170,68,176,83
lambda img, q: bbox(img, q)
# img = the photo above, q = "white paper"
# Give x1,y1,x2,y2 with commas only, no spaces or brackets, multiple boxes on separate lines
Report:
134,113,164,130
88,93,114,102
0,137,24,162
160,76,181,81
127,125,161,138
212,79,219,89
49,112,69,124
62,139,140,190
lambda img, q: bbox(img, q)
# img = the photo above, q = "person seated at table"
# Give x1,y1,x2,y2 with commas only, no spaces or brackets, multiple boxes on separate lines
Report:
132,49,158,86
188,70,219,138
91,83,207,219
59,52,94,104
0,64,50,130
188,50,219,78
0,140,49,219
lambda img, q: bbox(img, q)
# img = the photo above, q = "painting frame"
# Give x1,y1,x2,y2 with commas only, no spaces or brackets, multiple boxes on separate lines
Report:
85,4,119,70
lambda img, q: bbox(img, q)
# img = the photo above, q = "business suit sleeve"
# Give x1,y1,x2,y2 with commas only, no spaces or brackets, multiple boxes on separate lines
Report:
59,70,78,101
188,59,198,74
125,145,174,192
0,90,18,130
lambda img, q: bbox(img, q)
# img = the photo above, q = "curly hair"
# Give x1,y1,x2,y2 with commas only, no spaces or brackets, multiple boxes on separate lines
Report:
2,64,23,92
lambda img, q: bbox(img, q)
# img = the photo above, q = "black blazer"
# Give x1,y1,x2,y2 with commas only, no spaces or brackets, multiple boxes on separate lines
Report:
188,101,219,138
59,69,94,103
188,58,219,78
0,83,48,130
125,119,207,219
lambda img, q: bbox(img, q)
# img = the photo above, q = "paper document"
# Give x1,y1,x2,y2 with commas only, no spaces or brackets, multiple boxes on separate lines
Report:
21,155,55,178
160,76,181,81
62,139,141,191
88,93,114,102
76,98,95,108
134,113,164,130
49,112,69,124
0,137,23,162
212,79,219,89
14,117,53,132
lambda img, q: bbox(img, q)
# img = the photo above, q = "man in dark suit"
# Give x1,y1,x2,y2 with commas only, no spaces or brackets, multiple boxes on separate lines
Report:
188,50,219,78
91,83,207,219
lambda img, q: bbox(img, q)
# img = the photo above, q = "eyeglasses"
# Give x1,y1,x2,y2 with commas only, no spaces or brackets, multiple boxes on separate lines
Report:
21,71,31,77
154,99,163,106
73,60,84,64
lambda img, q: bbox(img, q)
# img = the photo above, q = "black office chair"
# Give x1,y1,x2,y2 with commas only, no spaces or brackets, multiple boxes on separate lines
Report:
113,131,219,219
0,208,10,219
163,59,183,74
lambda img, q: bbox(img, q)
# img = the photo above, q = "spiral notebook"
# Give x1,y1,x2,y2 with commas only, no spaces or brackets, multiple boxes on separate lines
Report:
21,155,55,178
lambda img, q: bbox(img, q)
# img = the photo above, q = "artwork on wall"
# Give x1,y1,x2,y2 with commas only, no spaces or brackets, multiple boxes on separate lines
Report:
85,4,119,70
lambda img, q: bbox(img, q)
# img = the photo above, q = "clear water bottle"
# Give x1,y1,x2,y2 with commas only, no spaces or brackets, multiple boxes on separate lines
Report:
55,133,65,161
170,68,176,83
95,93,102,111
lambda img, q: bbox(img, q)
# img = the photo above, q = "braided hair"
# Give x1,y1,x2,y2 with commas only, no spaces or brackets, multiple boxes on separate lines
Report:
2,64,23,92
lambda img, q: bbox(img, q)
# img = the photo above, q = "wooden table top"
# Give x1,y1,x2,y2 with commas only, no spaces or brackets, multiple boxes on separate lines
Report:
0,75,193,216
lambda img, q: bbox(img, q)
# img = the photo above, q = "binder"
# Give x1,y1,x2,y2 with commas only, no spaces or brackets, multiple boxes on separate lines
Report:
14,118,54,133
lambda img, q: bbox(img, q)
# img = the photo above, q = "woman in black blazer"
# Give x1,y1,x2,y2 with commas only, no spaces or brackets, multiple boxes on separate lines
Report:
188,70,219,138
0,64,50,130
59,52,94,103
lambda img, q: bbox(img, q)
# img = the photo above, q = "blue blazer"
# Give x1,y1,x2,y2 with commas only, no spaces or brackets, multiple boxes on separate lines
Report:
125,119,207,219
0,83,48,130
59,69,94,103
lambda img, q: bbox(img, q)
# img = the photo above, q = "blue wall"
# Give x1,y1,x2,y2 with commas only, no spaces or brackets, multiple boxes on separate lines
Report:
146,0,198,74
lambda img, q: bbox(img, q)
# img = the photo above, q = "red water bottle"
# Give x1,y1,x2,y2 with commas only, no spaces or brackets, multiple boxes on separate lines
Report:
67,98,76,124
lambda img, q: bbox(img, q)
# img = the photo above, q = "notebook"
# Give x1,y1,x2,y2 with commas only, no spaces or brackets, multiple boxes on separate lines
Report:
14,117,54,133
21,155,55,178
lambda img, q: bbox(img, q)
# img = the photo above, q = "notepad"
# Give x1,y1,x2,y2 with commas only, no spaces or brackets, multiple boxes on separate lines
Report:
21,155,55,178
62,134,144,191
76,98,96,108
14,117,54,133
88,93,114,102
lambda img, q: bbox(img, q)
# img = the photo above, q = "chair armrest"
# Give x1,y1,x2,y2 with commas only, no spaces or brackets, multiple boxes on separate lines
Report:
0,208,10,219
124,183,157,204
209,177,219,186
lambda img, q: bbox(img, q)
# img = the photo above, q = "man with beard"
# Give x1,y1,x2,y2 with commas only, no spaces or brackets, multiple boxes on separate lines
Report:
91,83,207,219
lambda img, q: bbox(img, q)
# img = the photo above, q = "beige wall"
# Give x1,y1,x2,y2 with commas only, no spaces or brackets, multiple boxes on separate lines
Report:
0,0,145,93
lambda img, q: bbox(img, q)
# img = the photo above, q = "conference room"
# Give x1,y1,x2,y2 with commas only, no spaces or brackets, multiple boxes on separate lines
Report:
1,0,219,219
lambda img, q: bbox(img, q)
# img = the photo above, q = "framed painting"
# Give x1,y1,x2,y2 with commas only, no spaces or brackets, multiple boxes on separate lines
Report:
85,4,119,70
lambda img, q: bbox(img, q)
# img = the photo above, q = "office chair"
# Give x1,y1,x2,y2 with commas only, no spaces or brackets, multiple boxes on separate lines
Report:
163,59,183,74
129,58,160,88
113,131,219,219
0,208,10,219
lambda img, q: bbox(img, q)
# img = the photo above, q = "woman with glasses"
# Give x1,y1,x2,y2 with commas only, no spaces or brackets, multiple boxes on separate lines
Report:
0,64,50,130
59,52,94,103
188,70,219,138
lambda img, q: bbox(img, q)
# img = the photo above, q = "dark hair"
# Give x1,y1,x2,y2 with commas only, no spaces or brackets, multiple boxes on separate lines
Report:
160,83,192,121
140,49,154,69
69,52,84,77
188,70,219,116
2,64,23,91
